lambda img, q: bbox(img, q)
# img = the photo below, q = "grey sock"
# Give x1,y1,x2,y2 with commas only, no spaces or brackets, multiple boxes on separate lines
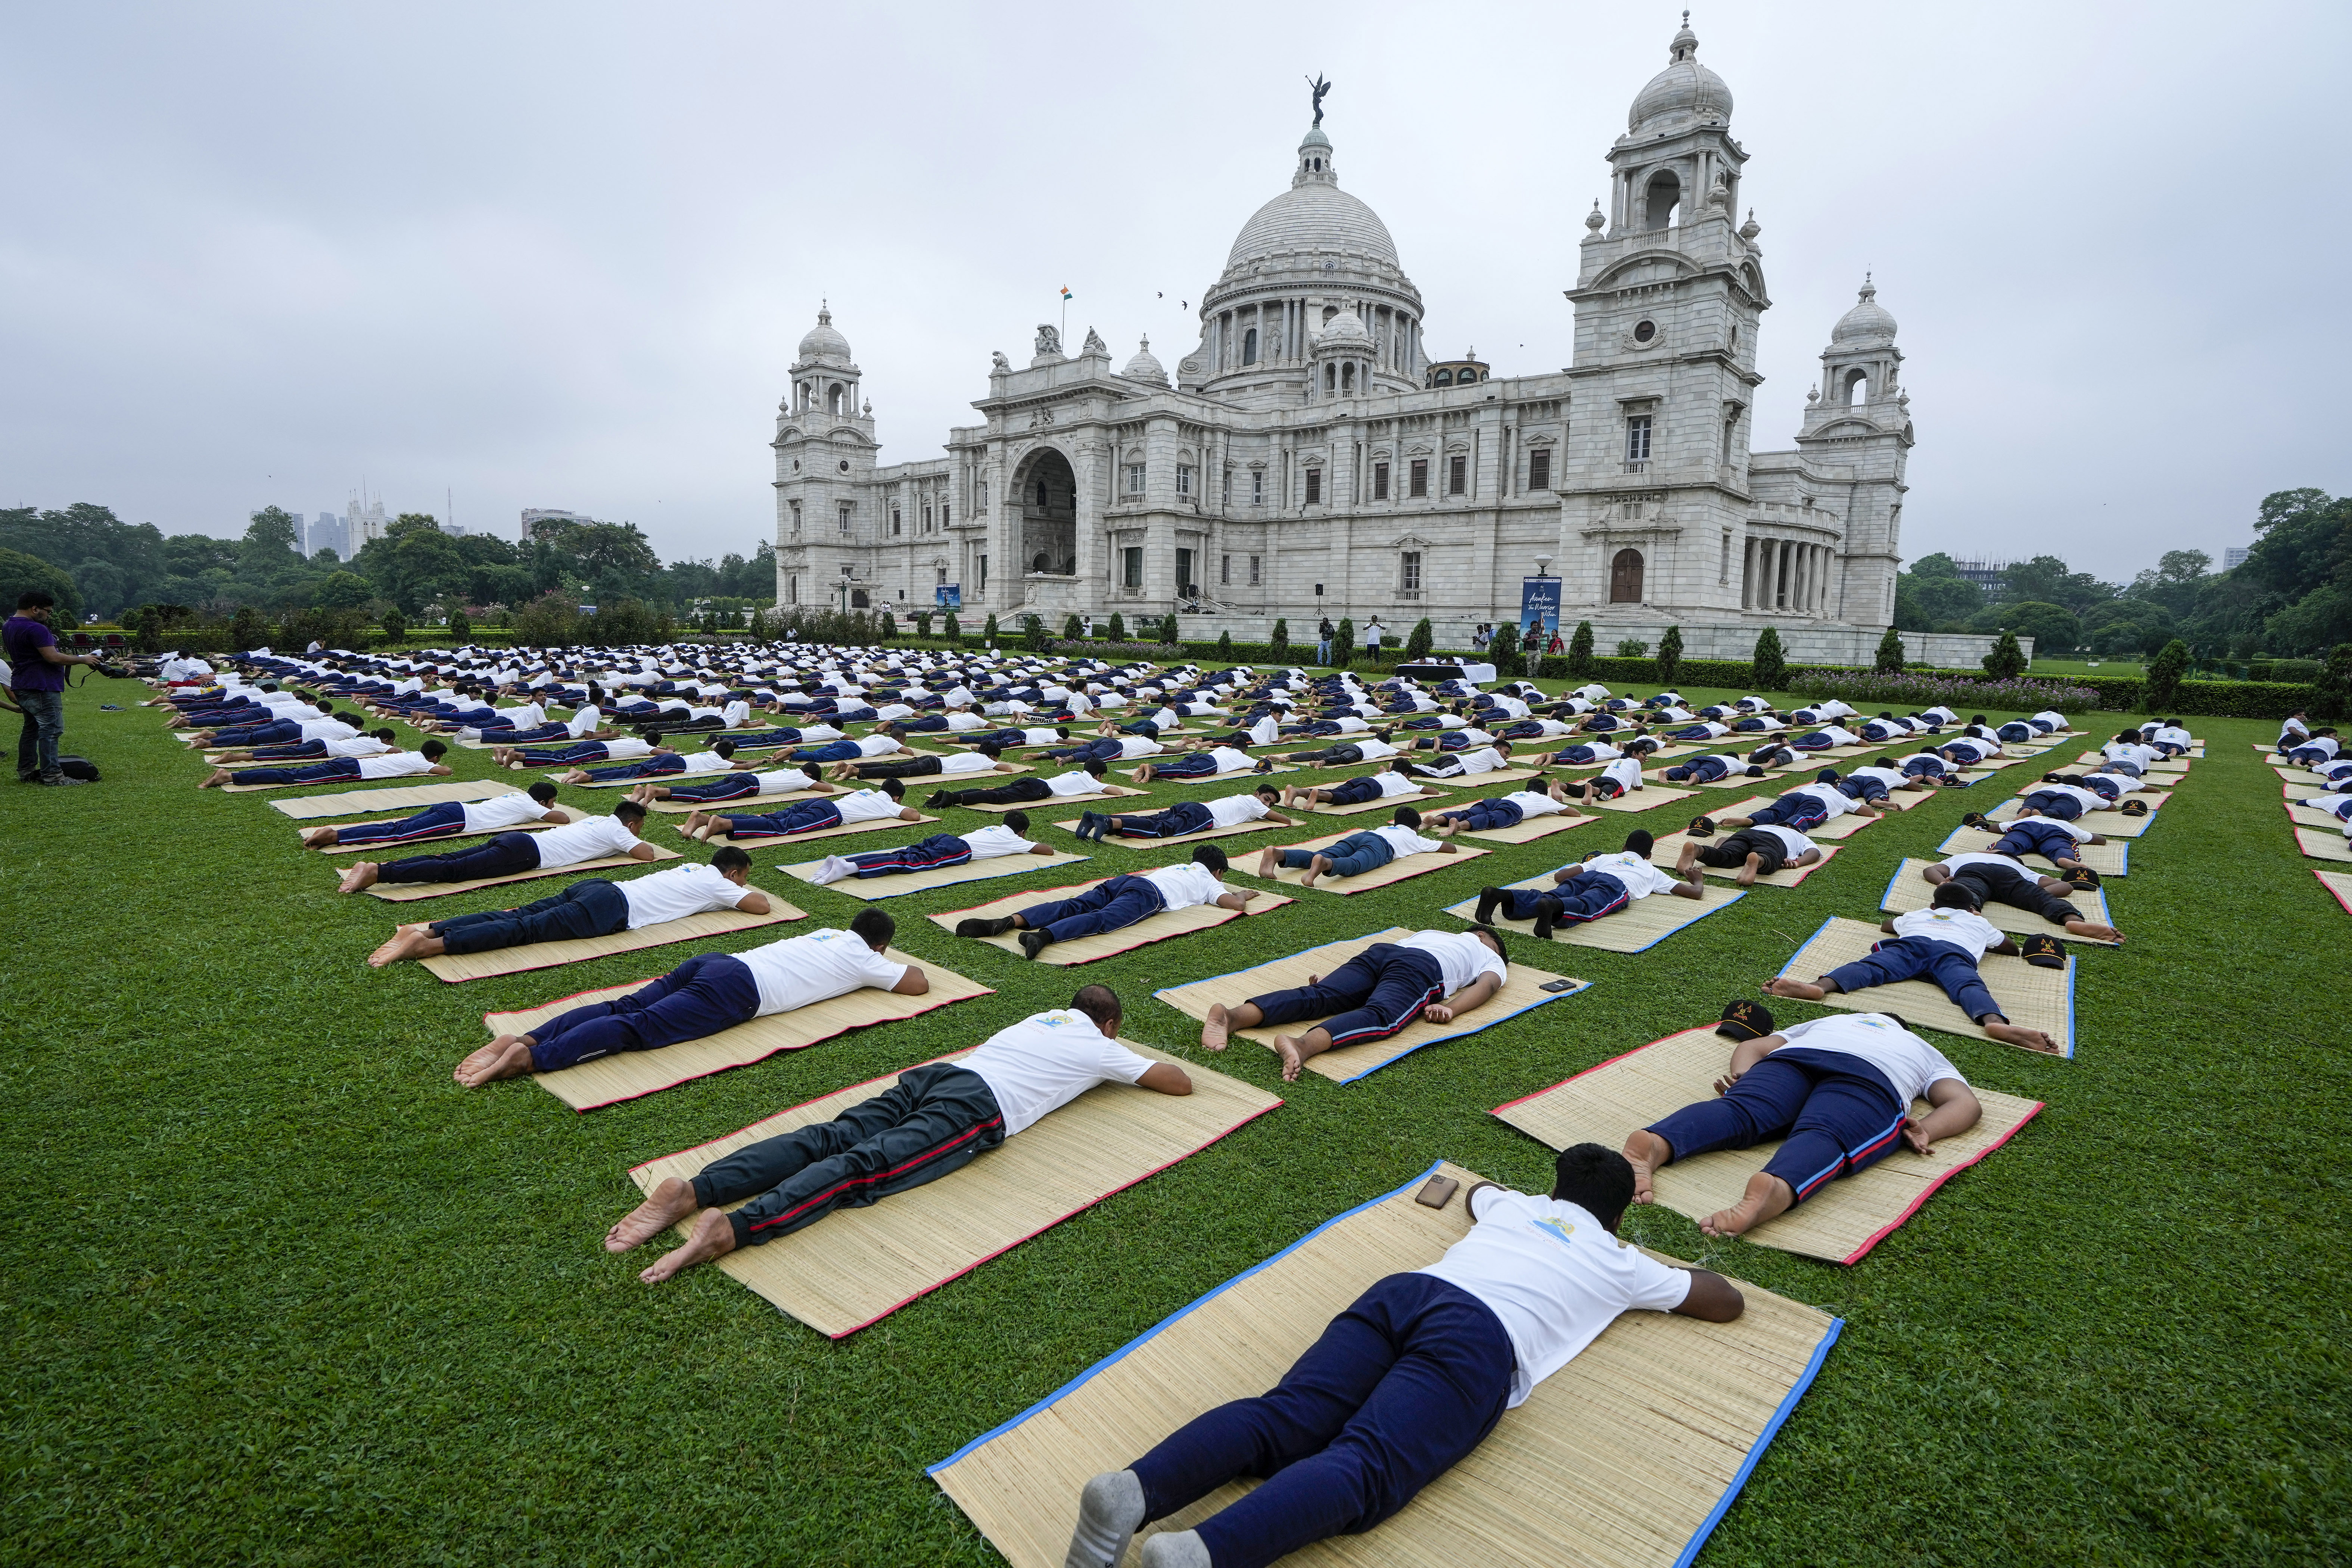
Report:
1065,1469,1146,1568
1139,1530,1211,1568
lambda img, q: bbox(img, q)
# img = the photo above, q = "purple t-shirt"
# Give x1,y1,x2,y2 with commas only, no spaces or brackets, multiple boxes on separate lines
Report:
3,615,63,692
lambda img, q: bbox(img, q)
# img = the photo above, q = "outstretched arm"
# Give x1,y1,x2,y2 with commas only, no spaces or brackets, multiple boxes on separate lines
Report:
1903,1077,1983,1154
1424,972,1502,1024
1670,1268,1746,1322
735,889,773,915
1137,1062,1192,1096
890,965,930,995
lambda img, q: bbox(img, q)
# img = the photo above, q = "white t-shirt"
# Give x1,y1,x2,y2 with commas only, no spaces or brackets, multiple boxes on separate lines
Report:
1749,824,1818,859
834,789,905,825
939,751,1000,774
1572,739,1623,761
563,706,603,737
961,1009,1156,1136
530,813,643,869
789,724,844,743
1848,766,1906,792
1890,905,2006,963
1776,1012,1964,1103
355,752,438,779
1202,746,1256,773
1352,737,1400,761
495,703,547,730
462,791,556,833
1204,792,1273,827
2006,812,2098,842
1114,736,1163,759
299,719,358,742
1784,783,1857,819
1598,757,1644,793
1940,851,2028,876
1496,790,1565,819
322,735,395,758
1686,721,1731,738
1366,770,1424,799
1420,1188,1691,1408
2032,711,2067,729
1044,770,1106,797
1399,929,1508,991
1809,725,1860,747
851,734,902,757
616,862,757,930
602,737,654,759
960,824,1034,859
735,927,908,1016
1582,848,1680,899
1141,861,1227,912
742,770,812,795
2031,783,2108,812
675,751,733,776
1370,824,1442,857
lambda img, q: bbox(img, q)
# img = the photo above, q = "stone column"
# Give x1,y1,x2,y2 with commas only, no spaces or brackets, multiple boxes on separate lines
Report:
1074,441,1103,599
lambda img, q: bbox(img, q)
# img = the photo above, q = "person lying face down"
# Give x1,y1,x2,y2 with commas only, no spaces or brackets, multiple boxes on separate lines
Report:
1422,777,1575,837
956,844,1255,961
806,811,1061,883
200,739,451,789
1763,880,2064,1054
1922,843,2122,943
454,905,929,1085
300,780,565,850
1061,1143,1744,1568
603,984,1191,1283
1195,924,1507,1082
1074,785,1297,843
334,799,663,895
1472,830,1704,938
1622,1001,1984,1240
365,841,771,967
1249,805,1456,891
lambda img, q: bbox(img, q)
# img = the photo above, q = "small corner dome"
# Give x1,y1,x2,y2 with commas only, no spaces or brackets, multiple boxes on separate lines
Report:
797,305,852,363
1319,306,1369,344
1832,279,1898,343
1628,18,1734,133
1121,335,1170,386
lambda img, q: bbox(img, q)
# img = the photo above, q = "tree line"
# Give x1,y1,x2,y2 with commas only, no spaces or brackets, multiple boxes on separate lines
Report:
1895,487,2350,665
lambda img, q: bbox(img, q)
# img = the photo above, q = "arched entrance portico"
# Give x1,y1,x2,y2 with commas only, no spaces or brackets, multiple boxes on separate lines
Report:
1011,447,1078,578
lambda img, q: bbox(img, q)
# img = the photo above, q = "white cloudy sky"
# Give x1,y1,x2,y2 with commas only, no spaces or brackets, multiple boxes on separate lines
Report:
3,1,2345,580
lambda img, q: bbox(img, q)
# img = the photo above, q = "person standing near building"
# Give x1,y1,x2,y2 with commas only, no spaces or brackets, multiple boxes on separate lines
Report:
1316,616,1336,667
1363,617,1387,665
7,590,105,785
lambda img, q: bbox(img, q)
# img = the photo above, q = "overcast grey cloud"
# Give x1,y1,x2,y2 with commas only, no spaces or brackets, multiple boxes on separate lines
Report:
3,1,2345,580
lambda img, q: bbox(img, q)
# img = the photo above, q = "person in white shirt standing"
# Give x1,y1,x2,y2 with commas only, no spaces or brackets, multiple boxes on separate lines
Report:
454,905,927,1085
1249,806,1457,890
1062,1144,1743,1568
1764,881,2064,1053
605,984,1190,1282
1473,830,1704,938
957,844,1256,961
1623,1002,1984,1239
1197,925,1508,1080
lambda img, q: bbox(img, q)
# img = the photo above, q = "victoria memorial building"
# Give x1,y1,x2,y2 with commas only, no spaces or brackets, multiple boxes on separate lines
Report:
771,20,1968,663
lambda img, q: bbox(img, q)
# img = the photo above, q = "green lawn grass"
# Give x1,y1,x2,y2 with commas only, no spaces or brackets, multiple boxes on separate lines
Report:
5,680,2347,1565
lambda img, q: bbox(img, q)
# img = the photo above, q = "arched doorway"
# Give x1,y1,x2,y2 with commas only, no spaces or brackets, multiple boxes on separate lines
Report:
1011,447,1078,577
1609,548,1645,603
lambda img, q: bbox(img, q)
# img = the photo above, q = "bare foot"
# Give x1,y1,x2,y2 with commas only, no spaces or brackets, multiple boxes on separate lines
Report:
1675,843,1699,876
199,769,230,789
337,862,381,895
1254,847,1279,879
454,1036,536,1086
1201,1005,1231,1051
1763,976,1828,1002
1733,854,1762,887
639,1207,738,1284
1984,1020,2061,1054
1622,1130,1672,1203
300,827,338,849
2065,920,2123,943
606,1177,701,1252
1272,1033,1307,1082
1699,1172,1793,1238
366,924,433,967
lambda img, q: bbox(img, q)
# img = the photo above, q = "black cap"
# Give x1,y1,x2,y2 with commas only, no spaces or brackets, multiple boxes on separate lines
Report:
1716,998,1776,1042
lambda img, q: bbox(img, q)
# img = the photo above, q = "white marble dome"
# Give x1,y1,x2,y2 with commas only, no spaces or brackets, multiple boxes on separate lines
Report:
1628,20,1734,133
1121,335,1170,385
1225,129,1400,271
1318,306,1370,344
1832,280,1898,344
797,305,852,364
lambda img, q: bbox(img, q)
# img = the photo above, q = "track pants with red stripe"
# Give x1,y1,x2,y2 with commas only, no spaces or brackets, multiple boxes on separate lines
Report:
1245,945,1446,1048
1644,1046,1907,1204
693,1062,1005,1247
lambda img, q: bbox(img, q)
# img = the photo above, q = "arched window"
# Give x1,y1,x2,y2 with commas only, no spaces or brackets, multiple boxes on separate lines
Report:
1325,364,1336,390
827,384,844,414
1610,548,1645,603
1644,170,1681,230
1844,369,1869,405
1434,369,1453,386
1242,327,1259,365
850,589,870,608
1341,363,1355,391
1036,479,1049,508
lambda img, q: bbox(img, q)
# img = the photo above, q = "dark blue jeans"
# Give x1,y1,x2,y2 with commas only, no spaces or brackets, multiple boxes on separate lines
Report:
1132,1272,1514,1568
428,880,629,954
528,952,760,1071
1648,1046,1908,1203
14,688,65,777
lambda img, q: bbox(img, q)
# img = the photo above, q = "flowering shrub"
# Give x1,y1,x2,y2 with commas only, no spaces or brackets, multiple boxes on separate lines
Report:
1790,669,2101,714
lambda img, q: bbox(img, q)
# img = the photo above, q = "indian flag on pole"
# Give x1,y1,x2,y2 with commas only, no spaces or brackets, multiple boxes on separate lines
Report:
1061,286,1073,300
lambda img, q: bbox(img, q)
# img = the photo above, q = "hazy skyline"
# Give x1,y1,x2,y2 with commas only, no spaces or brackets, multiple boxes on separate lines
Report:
4,2,2346,581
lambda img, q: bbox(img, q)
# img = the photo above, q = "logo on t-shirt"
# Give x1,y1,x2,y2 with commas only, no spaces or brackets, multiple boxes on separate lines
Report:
1527,1216,1577,1250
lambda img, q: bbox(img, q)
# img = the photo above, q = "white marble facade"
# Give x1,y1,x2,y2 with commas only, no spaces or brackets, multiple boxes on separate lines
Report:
772,19,1915,651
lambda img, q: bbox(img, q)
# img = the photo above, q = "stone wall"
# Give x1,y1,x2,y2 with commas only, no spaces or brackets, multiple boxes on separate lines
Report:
1164,613,2028,671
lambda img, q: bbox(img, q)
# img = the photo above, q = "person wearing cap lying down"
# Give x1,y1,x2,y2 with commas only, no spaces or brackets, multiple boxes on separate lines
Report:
1763,881,2064,1053
604,984,1191,1282
299,781,567,850
1787,722,1863,752
1072,785,1298,844
1128,743,1275,783
335,798,663,894
1935,728,2005,768
1062,1142,1744,1568
622,762,826,806
806,811,1062,883
1195,924,1505,1081
365,845,771,967
1964,808,2110,875
924,759,1111,809
1674,818,1822,888
200,740,452,789
1548,753,1646,804
1920,844,2124,942
2059,767,2153,814
1422,777,1577,837
452,906,926,1085
1544,734,1661,768
1696,771,1882,839
1995,709,2072,743
1621,1003,1984,1240
1275,759,1430,812
1658,751,1769,785
956,844,1253,961
1248,806,1455,891
2015,777,2131,822
1839,758,1935,801
208,725,401,764
1469,830,1704,937
678,778,921,842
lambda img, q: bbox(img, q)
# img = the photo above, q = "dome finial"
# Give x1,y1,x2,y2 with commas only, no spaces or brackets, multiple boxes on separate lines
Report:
1585,200,1605,233
1672,10,1699,61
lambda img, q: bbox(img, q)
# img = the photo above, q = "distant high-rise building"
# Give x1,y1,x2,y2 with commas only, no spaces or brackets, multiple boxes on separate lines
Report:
2224,546,2250,570
307,511,349,560
1949,558,2010,604
347,497,387,549
521,508,593,542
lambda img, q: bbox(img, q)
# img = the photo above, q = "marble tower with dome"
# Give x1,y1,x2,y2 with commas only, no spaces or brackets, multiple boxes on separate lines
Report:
771,19,1966,663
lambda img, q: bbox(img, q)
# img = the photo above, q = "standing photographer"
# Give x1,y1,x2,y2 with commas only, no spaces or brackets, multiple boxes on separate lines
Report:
6,590,104,786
